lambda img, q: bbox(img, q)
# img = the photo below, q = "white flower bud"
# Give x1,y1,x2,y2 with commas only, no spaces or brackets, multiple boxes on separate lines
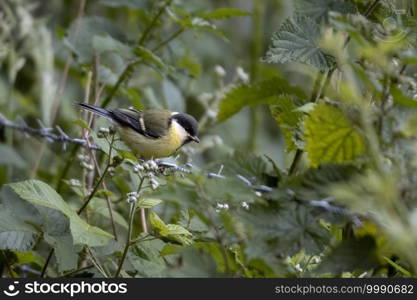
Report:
241,202,249,210
148,160,158,170
214,65,226,77
236,67,249,83
69,179,81,187
134,164,144,173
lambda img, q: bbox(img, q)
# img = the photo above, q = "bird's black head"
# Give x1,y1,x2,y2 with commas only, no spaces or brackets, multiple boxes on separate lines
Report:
171,113,200,143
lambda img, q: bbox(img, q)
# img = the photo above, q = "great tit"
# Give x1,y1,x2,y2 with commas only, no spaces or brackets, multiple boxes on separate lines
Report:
78,103,200,159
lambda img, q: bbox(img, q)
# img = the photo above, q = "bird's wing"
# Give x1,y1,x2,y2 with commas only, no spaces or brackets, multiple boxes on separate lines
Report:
109,108,170,139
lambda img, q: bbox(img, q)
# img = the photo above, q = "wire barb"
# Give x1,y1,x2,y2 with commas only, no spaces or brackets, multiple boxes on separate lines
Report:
0,114,100,151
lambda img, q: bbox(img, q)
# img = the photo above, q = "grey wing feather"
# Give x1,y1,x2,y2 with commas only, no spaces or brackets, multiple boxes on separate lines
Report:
109,108,170,139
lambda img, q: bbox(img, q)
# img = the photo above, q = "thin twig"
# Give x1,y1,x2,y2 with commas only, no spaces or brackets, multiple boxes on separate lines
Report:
77,134,116,215
86,247,109,278
114,177,145,277
114,202,137,278
138,0,173,46
40,249,54,278
60,264,94,277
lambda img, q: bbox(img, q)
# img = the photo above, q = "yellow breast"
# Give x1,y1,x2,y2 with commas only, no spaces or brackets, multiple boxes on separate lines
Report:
117,121,187,159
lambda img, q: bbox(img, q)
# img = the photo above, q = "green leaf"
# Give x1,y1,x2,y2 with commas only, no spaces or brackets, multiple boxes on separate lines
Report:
162,78,185,112
92,35,133,59
218,76,306,122
177,53,202,78
303,103,366,167
128,239,166,277
137,198,162,209
0,204,37,251
134,46,167,71
0,144,26,168
198,8,251,20
264,15,335,70
222,151,269,179
295,0,356,24
240,202,330,257
9,180,112,247
315,236,379,275
98,0,149,9
66,16,127,63
44,233,78,272
392,87,417,110
270,95,304,152
150,212,193,245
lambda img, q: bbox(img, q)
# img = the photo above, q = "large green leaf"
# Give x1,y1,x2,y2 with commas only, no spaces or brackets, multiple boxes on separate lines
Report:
270,95,304,152
314,236,379,275
240,202,330,257
217,76,306,122
9,180,112,247
0,206,37,251
264,15,335,70
303,103,366,167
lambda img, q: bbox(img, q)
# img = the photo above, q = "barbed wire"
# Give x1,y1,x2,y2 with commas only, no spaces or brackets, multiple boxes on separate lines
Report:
0,114,100,151
1,114,350,217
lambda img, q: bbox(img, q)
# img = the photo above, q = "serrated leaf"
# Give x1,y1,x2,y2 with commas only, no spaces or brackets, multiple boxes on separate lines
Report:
303,103,366,167
149,211,167,232
264,15,335,70
270,95,304,152
240,202,330,256
150,212,193,245
218,76,306,121
222,151,269,179
198,8,251,20
295,0,356,24
0,205,37,251
9,180,112,247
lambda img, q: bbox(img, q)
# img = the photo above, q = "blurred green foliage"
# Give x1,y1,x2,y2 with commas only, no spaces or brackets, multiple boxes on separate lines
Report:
1,0,417,278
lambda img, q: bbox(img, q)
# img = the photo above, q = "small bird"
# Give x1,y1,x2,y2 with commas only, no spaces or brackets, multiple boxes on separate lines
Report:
78,103,199,159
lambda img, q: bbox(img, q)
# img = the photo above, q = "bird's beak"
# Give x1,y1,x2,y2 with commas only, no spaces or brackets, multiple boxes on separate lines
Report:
189,135,200,143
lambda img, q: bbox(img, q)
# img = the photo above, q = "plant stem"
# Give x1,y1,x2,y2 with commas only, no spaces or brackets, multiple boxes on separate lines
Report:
114,177,145,277
40,249,54,278
77,134,115,215
288,70,329,175
60,264,94,277
114,201,137,278
152,28,184,52
86,247,109,278
102,0,173,108
138,0,173,46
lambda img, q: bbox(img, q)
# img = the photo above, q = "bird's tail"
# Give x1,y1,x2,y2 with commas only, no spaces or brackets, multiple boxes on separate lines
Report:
78,103,111,119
